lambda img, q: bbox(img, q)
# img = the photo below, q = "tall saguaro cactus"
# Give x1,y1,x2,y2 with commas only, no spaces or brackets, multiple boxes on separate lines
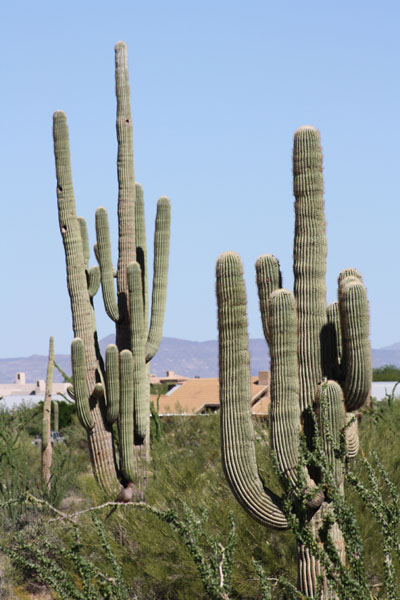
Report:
54,42,171,497
216,126,371,597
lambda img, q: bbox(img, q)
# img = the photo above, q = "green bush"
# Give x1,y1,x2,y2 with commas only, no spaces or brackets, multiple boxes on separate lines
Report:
372,365,400,382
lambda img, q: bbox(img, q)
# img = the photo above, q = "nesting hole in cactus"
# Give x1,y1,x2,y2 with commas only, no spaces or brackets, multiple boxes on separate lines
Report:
125,119,130,123
61,225,67,233
57,184,63,192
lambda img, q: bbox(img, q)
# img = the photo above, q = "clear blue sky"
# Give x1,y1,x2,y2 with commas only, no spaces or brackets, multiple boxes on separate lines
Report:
0,0,399,357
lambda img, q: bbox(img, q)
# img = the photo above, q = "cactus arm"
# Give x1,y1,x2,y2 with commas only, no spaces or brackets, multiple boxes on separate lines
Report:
316,381,345,489
88,266,101,298
344,413,359,459
95,207,119,321
53,111,98,387
145,196,171,362
115,41,136,301
338,275,371,411
268,289,301,484
105,344,120,424
134,183,149,332
256,254,282,345
119,349,135,484
269,288,323,507
217,252,288,530
128,262,148,441
71,338,94,430
324,301,342,381
78,217,90,269
293,126,326,412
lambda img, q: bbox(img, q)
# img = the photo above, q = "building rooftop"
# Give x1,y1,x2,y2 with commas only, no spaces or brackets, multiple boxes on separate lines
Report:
151,371,270,416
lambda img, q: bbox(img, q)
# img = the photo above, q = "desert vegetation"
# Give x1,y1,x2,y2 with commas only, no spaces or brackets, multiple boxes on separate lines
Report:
0,37,399,599
0,396,399,598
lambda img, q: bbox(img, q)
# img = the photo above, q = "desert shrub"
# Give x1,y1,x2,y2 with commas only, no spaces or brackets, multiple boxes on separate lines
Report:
372,365,400,382
1,403,400,598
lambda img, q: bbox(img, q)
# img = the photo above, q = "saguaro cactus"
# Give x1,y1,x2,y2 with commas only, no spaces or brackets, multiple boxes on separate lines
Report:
42,336,54,488
216,126,371,597
53,42,171,497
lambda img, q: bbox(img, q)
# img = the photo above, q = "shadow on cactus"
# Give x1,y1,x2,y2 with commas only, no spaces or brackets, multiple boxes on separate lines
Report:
216,126,371,598
53,42,171,498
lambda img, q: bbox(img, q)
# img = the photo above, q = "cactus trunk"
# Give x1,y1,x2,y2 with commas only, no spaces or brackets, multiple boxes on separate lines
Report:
41,336,54,487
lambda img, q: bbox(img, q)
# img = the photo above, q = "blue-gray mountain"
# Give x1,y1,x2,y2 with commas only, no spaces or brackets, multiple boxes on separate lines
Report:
0,337,398,383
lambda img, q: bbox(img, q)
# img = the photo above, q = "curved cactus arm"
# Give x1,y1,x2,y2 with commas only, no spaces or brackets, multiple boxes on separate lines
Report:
146,196,171,362
256,254,282,345
293,126,326,412
268,289,301,485
93,242,100,264
105,344,120,424
95,207,120,322
119,349,135,484
217,252,288,530
115,41,136,297
135,183,149,331
344,413,359,459
78,217,90,269
88,266,101,298
128,262,148,441
316,381,345,489
71,338,94,430
338,275,371,411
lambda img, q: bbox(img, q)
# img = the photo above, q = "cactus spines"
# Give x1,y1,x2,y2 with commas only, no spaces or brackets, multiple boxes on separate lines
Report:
216,126,371,597
54,42,170,497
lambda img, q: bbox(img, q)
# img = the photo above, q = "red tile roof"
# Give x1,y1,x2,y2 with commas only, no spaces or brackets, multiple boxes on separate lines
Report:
151,375,270,416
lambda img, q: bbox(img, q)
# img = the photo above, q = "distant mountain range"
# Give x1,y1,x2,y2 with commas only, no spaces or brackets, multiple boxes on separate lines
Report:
0,337,399,384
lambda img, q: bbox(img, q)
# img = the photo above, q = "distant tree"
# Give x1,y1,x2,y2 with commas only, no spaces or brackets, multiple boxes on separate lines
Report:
372,364,400,381
56,401,75,429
